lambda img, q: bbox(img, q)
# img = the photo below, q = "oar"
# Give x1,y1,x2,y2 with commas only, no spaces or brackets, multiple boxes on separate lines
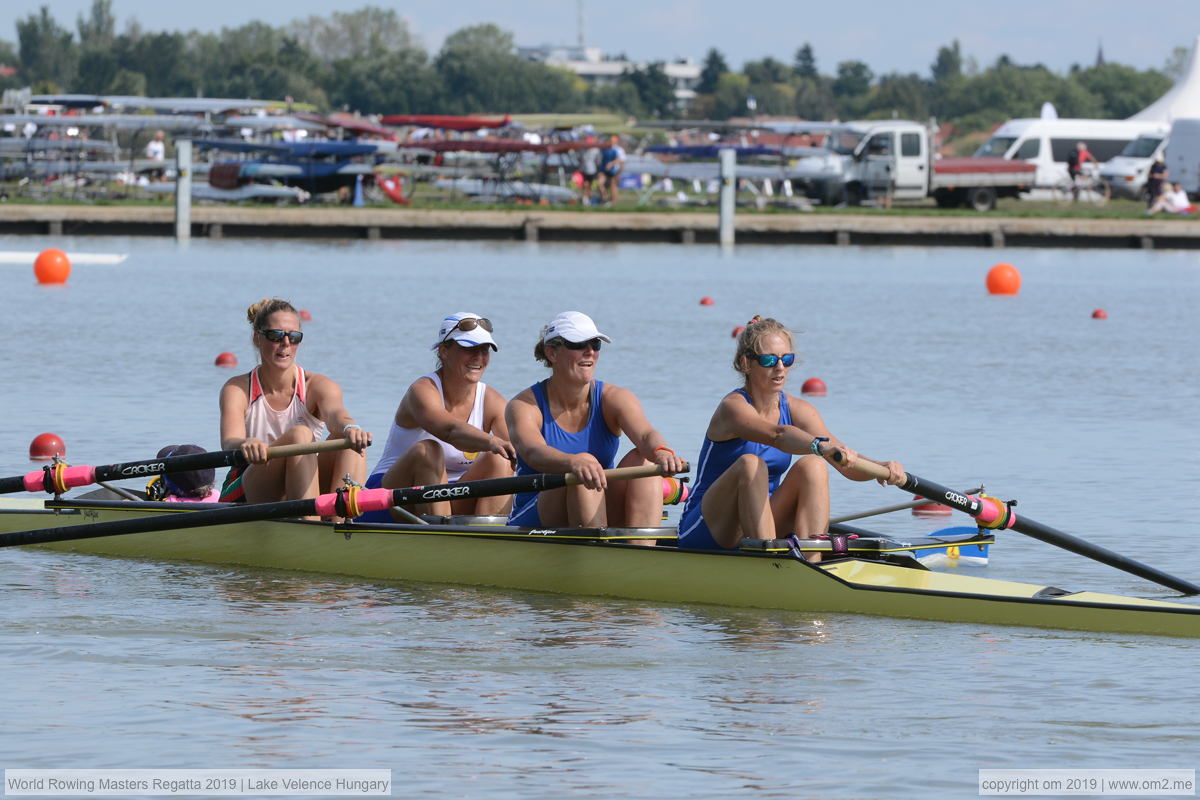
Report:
831,487,983,524
827,451,1200,595
0,439,354,496
0,463,680,549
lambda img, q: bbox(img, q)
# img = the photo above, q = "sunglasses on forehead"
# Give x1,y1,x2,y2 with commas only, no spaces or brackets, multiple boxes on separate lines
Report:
753,352,794,368
560,338,603,351
441,317,493,344
258,328,304,345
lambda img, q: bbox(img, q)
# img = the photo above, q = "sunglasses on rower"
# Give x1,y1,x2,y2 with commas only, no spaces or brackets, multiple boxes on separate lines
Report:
753,352,795,368
560,338,603,351
441,317,493,344
258,328,304,345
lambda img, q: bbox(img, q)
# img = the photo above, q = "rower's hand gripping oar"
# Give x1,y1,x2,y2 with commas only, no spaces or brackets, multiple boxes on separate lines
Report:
0,439,356,496
822,447,1200,596
0,463,685,549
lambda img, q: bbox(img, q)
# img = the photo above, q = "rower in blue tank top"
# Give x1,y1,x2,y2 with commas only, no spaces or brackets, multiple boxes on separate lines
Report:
677,316,906,555
506,311,685,537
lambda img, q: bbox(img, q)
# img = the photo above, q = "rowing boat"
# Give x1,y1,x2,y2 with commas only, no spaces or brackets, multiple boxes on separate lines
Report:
1,495,1196,638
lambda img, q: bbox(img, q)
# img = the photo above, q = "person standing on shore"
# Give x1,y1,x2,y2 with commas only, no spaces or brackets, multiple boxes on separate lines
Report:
599,136,626,205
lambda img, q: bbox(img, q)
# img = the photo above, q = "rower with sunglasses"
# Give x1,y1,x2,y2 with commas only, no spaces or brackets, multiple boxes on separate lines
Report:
677,316,905,554
358,312,516,521
506,311,685,540
218,297,372,505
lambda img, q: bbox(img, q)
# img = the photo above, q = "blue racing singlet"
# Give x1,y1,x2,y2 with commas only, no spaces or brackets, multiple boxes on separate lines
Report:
508,380,619,526
678,389,794,549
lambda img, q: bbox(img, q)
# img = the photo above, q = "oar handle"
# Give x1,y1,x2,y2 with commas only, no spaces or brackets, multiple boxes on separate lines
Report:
818,446,902,483
262,438,355,460
564,463,687,487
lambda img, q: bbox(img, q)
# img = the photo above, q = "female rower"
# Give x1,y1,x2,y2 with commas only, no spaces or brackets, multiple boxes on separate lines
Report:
361,312,516,520
219,298,372,504
678,316,905,554
506,311,685,538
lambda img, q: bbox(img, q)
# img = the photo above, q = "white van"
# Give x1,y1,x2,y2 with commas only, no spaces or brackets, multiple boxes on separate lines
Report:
974,118,1167,188
1165,118,1200,197
1099,131,1169,200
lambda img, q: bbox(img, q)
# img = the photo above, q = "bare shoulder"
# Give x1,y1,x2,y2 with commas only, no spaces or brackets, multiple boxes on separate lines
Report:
786,393,824,426
220,371,251,397
483,384,508,406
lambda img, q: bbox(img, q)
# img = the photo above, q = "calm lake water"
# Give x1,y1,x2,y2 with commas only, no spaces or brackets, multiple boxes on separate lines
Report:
1,235,1198,798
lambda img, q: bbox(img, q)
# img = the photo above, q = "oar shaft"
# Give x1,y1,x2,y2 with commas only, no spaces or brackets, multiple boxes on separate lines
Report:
0,463,676,549
0,439,354,495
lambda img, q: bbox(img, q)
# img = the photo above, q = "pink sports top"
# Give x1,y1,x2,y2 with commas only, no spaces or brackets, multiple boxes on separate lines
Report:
245,365,328,444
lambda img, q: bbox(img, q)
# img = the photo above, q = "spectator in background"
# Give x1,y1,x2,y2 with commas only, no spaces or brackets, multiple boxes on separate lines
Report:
1146,182,1195,216
599,135,625,205
1146,156,1168,208
579,136,601,206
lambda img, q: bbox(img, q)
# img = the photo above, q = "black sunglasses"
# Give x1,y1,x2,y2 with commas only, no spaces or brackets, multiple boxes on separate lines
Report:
441,317,493,344
561,338,603,351
258,328,304,345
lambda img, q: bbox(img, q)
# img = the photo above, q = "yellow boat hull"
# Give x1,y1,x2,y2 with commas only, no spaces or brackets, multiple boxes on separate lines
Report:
1,498,1197,638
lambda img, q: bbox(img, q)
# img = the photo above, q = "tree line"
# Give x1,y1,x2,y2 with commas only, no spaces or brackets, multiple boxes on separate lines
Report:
0,1,1183,136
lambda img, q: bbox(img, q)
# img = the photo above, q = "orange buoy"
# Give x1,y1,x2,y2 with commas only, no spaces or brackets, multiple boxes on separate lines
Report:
986,263,1020,295
699,297,714,306
731,325,745,339
801,377,827,396
299,310,313,322
912,495,953,516
214,352,238,368
1092,309,1108,319
33,248,71,285
29,432,66,461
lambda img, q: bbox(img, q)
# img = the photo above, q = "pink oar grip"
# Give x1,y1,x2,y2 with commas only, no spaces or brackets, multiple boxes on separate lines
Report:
313,488,394,518
22,465,96,493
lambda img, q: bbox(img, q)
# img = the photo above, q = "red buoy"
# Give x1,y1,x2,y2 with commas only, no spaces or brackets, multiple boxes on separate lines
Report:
699,297,714,306
1092,309,1108,319
214,352,238,368
731,325,745,338
801,377,827,396
34,248,71,285
299,310,313,322
986,263,1021,295
912,495,953,516
29,432,66,461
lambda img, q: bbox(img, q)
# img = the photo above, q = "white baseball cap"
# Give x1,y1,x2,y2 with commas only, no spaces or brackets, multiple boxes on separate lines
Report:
543,311,612,344
433,312,498,351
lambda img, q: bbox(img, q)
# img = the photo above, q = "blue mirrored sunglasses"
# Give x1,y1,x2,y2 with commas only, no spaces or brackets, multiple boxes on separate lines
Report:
754,353,795,368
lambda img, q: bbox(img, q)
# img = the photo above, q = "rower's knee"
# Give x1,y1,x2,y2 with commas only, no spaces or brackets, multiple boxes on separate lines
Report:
733,453,769,485
407,439,445,470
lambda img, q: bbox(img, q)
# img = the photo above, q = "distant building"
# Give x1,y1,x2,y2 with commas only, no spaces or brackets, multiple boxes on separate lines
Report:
518,44,701,110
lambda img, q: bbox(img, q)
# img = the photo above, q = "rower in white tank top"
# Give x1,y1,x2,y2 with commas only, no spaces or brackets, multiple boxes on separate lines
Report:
370,372,486,483
246,365,328,443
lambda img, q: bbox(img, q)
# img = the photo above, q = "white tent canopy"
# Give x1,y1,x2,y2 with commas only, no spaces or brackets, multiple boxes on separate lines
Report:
1129,35,1200,121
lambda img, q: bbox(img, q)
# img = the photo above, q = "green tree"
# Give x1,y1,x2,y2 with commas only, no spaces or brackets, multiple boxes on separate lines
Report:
17,7,78,88
832,60,872,97
793,43,817,79
326,48,441,113
744,56,789,86
711,72,751,119
698,47,727,94
623,62,675,117
76,0,115,48
1070,63,1171,118
792,76,835,119
865,73,929,119
434,24,579,113
931,40,962,83
1162,45,1189,80
287,6,417,63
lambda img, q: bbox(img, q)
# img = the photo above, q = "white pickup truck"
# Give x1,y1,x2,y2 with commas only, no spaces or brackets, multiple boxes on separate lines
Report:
791,120,1036,211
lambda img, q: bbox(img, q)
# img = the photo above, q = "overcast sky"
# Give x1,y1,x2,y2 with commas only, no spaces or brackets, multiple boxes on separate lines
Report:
2,0,1197,77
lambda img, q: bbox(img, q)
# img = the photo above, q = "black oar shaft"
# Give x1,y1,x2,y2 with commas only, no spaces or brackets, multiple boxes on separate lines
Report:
0,465,677,550
0,439,354,495
902,473,1200,596
821,448,1200,595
